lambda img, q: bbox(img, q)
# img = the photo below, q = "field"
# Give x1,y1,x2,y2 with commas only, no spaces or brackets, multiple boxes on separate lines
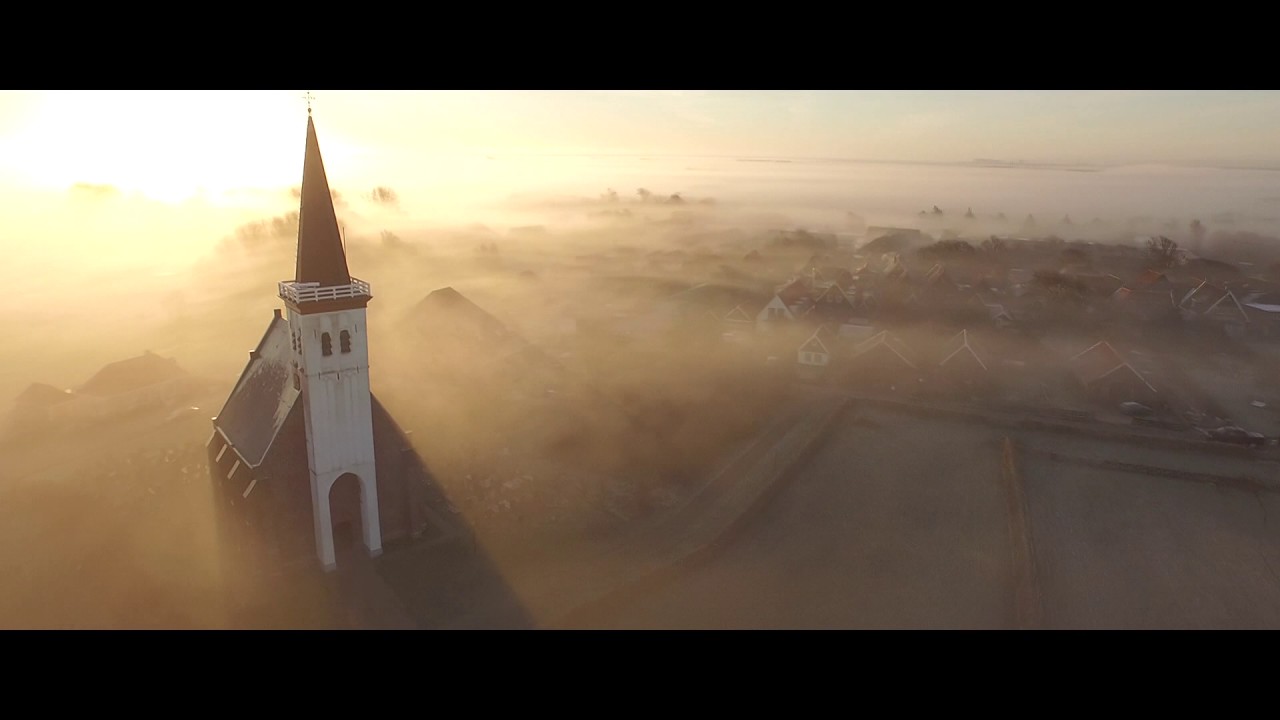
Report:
595,405,1015,628
596,403,1280,629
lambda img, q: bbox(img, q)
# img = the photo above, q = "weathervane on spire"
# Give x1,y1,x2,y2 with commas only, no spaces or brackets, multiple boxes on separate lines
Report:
303,91,315,116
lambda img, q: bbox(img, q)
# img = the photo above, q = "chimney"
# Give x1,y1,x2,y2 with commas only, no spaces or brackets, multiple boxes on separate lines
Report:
250,350,260,361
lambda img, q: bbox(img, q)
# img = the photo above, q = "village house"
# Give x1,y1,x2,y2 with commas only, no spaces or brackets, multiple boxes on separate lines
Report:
845,330,921,392
932,329,991,394
5,383,75,433
1067,340,1159,405
1198,290,1252,339
796,326,835,381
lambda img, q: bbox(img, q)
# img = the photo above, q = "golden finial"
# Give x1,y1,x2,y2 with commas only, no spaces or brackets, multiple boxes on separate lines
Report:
303,91,315,116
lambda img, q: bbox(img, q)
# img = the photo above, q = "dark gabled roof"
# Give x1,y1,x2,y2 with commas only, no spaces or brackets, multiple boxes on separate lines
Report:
1203,290,1250,323
883,254,910,282
77,351,188,397
818,266,854,289
1180,279,1222,309
813,283,850,306
405,286,513,343
851,331,917,369
1069,341,1123,382
799,326,833,356
924,263,956,289
13,382,73,407
1068,341,1157,393
295,114,352,287
803,291,858,326
664,282,763,317
776,276,811,305
938,330,988,371
212,315,299,468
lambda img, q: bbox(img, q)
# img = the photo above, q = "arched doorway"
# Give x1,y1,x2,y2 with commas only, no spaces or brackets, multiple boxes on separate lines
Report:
329,473,364,559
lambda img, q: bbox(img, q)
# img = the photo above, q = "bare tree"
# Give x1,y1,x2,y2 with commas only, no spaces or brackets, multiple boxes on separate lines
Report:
1146,235,1180,269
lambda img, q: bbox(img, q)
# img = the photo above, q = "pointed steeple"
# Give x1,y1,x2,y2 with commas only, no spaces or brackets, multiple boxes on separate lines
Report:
295,114,351,287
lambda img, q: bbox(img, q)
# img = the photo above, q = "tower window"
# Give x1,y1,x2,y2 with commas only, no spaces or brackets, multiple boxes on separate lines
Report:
321,332,332,356
340,330,352,354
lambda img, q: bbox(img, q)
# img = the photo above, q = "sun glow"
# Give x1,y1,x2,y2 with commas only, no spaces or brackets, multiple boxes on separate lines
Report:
1,91,323,203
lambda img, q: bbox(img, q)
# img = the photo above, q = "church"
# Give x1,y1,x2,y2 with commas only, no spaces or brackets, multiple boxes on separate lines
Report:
207,110,440,573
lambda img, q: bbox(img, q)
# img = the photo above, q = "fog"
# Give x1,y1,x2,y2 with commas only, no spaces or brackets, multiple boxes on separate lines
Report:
5,154,1280,628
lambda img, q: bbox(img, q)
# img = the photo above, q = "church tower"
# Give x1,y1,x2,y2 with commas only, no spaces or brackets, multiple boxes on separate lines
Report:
277,110,381,571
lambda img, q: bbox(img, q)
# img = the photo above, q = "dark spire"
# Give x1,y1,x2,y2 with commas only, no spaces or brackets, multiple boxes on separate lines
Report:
295,114,351,287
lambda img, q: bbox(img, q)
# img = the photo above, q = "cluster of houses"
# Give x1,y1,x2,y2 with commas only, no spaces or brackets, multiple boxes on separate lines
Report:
658,241,1280,411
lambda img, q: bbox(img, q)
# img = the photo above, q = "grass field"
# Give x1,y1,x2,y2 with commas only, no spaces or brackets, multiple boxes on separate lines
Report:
596,402,1280,629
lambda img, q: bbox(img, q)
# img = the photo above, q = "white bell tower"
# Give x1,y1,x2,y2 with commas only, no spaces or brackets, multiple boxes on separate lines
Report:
279,108,381,572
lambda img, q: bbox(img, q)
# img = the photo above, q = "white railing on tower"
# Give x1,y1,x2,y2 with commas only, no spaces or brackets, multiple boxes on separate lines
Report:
278,278,372,304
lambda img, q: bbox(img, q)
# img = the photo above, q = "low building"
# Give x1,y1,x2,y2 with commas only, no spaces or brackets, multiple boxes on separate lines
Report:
61,351,196,420
1067,341,1158,404
796,326,834,380
1200,290,1251,339
934,329,990,392
845,331,920,391
4,383,75,433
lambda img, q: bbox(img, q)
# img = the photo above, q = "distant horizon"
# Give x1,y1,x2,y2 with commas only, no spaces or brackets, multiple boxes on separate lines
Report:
463,152,1280,172
7,91,1280,201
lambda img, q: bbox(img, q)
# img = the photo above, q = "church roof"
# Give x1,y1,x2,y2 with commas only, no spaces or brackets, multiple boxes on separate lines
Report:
295,114,352,287
212,314,299,468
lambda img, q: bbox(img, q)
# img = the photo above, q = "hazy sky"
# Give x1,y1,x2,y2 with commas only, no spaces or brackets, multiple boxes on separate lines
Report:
3,90,1280,202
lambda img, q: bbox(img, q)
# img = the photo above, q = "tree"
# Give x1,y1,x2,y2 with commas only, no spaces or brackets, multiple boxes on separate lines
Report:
637,188,652,203
1033,270,1087,303
1060,246,1090,268
932,205,944,215
981,236,1007,254
919,239,976,258
668,192,684,204
370,186,399,205
1146,236,1180,269
964,207,975,219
